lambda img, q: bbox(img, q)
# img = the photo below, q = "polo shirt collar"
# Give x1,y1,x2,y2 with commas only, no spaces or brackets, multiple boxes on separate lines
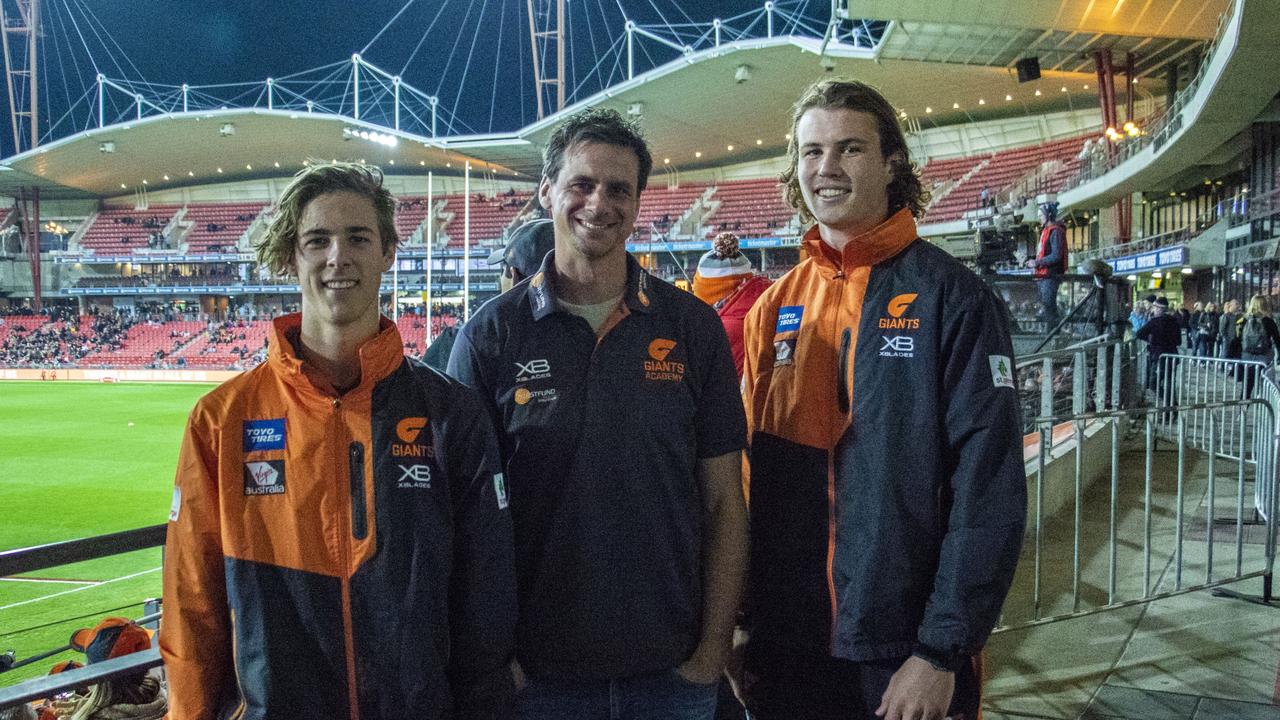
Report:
525,250,657,321
802,207,918,275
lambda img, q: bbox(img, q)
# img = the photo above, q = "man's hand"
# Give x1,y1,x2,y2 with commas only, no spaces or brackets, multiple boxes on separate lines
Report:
875,656,955,720
1024,259,1037,269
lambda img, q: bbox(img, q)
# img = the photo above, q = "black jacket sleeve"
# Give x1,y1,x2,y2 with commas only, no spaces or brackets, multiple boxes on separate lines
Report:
916,287,1027,662
443,379,517,720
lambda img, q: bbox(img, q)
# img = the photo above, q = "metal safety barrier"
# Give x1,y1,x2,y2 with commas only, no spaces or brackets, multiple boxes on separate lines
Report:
1157,353,1275,521
998,337,1279,633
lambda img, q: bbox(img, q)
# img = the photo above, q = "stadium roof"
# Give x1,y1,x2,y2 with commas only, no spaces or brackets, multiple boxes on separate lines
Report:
0,0,1229,200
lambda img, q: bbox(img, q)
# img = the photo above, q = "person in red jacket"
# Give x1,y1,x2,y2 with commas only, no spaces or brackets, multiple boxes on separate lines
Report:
1026,200,1068,326
692,232,773,377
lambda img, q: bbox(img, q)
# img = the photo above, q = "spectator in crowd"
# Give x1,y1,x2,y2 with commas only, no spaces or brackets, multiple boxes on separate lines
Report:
1239,294,1280,371
162,161,516,719
1136,296,1182,398
691,232,772,377
487,218,556,295
448,107,746,720
1195,301,1219,357
1188,301,1204,352
1176,303,1192,351
1219,298,1243,358
39,617,167,720
738,78,1025,720
1026,200,1067,326
1130,294,1155,333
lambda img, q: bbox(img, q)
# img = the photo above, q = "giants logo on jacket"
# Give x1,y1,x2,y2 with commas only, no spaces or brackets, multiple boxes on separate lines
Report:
392,417,435,458
878,293,921,331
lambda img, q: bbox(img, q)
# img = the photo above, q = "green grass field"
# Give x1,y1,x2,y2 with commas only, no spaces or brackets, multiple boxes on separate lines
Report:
0,381,215,687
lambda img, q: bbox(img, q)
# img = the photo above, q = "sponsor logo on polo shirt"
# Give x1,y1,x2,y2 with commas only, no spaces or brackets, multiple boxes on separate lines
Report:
514,387,558,405
244,460,286,496
243,419,285,452
644,338,685,382
878,335,915,358
530,272,548,312
878,293,921,330
515,358,552,382
392,416,434,458
396,463,432,489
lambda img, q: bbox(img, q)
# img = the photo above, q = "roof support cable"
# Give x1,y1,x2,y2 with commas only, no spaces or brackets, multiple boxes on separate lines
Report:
360,0,418,56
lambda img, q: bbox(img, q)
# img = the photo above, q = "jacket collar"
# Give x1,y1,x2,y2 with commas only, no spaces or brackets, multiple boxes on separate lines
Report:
266,313,404,396
802,208,918,275
526,250,657,321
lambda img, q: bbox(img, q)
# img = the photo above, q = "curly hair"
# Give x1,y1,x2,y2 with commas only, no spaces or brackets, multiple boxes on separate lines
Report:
779,79,929,225
255,161,398,276
542,107,653,193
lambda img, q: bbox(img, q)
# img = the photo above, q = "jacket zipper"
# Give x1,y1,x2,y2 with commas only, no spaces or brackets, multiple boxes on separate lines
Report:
827,268,848,651
333,398,361,720
836,327,852,415
349,442,367,540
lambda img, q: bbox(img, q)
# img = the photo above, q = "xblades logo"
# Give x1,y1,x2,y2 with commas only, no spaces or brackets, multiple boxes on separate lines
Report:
879,335,915,358
396,417,427,443
515,359,551,379
397,464,432,488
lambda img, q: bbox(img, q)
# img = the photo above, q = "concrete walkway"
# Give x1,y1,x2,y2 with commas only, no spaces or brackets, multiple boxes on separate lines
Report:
985,439,1280,719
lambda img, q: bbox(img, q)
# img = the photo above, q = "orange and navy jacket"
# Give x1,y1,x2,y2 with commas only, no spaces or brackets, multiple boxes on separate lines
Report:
741,209,1026,669
161,313,517,720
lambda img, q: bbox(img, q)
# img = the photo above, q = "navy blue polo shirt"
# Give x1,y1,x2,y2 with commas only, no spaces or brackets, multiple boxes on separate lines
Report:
447,251,746,680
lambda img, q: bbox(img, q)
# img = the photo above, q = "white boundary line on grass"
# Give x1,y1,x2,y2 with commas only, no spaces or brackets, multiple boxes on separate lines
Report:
0,566,161,611
0,577,98,585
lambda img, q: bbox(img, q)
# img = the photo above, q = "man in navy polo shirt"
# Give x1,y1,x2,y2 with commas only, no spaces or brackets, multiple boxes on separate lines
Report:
448,107,748,720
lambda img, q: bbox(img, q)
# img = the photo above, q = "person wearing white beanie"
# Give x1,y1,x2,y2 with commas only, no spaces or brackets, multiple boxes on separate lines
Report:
692,232,772,377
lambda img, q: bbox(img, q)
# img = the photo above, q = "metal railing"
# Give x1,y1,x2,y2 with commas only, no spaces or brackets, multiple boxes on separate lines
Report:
996,336,1278,632
999,397,1276,631
0,526,166,710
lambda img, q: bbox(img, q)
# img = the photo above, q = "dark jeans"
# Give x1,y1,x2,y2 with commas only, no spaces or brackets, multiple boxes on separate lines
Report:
742,651,980,720
517,668,719,720
1036,276,1062,327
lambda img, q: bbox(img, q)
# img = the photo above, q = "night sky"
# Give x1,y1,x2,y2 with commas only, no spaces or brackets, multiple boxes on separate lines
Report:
3,0,823,158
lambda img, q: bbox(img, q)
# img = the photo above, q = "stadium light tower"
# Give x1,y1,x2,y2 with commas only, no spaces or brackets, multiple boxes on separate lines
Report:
526,0,565,119
0,0,39,154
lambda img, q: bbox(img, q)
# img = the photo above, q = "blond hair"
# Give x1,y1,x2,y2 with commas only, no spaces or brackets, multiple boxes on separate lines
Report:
255,162,398,276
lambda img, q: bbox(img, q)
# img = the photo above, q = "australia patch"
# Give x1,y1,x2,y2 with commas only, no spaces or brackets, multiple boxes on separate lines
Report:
776,305,804,334
774,339,796,366
244,460,286,496
243,418,286,452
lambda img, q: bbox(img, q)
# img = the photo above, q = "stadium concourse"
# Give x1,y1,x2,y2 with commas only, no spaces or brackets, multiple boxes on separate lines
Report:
3,0,1280,717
